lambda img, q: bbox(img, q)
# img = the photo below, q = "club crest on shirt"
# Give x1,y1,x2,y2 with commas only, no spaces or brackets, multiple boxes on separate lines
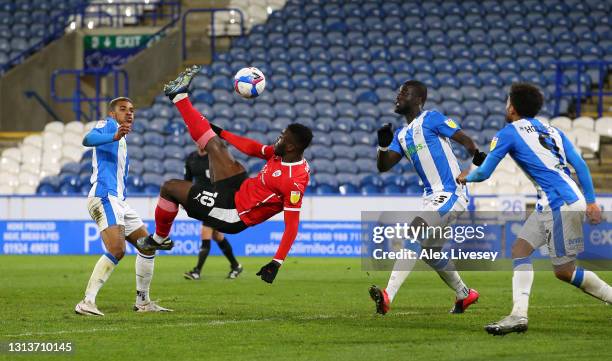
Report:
290,191,301,204
95,120,107,128
490,137,498,151
273,170,282,177
445,118,458,128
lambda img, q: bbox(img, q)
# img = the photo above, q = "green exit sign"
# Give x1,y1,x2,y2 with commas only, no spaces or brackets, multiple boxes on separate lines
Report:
84,35,152,50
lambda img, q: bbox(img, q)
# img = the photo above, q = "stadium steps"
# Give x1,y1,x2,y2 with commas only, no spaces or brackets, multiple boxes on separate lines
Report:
579,72,612,118
181,0,232,65
0,132,33,154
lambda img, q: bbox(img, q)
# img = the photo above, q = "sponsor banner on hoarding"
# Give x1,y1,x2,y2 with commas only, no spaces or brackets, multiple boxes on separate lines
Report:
0,220,362,257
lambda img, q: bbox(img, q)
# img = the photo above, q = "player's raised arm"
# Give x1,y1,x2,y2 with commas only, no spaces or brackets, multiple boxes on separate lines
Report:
82,120,129,147
376,123,402,172
210,123,274,160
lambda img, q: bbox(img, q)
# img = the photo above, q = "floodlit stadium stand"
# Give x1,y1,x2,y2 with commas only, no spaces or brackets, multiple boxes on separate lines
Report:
0,0,610,196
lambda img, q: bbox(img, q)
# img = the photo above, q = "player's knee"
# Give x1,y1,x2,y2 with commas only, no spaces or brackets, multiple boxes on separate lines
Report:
160,179,180,200
554,268,573,283
511,239,532,259
107,246,125,261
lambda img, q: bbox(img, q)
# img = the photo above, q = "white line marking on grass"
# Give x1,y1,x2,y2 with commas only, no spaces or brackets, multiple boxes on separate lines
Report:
3,314,362,337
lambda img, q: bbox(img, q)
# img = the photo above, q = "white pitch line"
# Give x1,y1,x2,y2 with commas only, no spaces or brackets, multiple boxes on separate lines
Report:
3,314,361,338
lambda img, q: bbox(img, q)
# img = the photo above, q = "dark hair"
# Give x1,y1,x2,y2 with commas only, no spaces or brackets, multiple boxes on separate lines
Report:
508,83,543,118
109,97,134,111
287,123,313,152
403,80,427,103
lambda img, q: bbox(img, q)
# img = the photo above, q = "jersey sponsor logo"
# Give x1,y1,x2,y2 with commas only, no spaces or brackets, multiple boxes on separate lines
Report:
290,191,301,204
445,118,458,129
95,120,107,128
490,137,498,151
406,143,425,156
273,170,282,177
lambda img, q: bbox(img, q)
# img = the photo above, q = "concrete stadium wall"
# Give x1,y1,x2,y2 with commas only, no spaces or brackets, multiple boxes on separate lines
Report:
0,33,79,131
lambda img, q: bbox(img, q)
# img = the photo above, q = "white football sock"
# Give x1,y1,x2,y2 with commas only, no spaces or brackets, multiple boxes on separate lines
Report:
571,267,612,303
135,252,155,305
84,253,118,304
510,257,534,318
171,93,188,103
385,257,417,302
152,233,166,244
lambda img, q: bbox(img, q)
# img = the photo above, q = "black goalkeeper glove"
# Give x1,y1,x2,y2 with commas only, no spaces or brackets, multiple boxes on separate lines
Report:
210,123,223,136
377,123,393,148
256,260,281,284
472,150,487,166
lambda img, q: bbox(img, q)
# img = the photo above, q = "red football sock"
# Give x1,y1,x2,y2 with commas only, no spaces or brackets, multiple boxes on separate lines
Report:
155,197,179,238
173,97,217,149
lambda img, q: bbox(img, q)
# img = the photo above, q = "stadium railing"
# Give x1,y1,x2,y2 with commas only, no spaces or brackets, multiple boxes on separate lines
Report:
24,91,65,123
0,1,181,76
181,8,246,61
554,60,612,117
84,1,181,28
50,69,129,121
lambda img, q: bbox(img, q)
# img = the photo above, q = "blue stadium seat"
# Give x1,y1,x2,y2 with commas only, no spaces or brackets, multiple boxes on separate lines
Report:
334,158,359,174
315,184,339,195
330,131,354,146
310,144,333,160
61,162,81,175
143,173,164,188
463,115,485,131
129,160,144,175
360,184,382,195
144,133,165,147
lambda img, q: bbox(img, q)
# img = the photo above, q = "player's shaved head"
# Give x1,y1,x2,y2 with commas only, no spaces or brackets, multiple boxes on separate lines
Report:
109,97,134,111
286,123,313,152
395,80,427,119
402,80,427,103
508,83,543,118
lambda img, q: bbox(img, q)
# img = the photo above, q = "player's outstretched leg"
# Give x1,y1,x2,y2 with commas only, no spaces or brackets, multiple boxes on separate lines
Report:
165,66,246,183
137,180,192,251
554,262,612,304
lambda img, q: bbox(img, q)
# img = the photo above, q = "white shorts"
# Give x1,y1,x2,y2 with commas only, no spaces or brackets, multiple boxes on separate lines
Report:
419,192,468,248
87,196,145,237
518,199,586,265
420,192,468,227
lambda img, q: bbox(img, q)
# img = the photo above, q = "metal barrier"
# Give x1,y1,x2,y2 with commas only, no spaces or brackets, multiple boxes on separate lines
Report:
181,8,246,61
50,69,129,122
554,60,612,117
84,1,181,28
24,91,64,123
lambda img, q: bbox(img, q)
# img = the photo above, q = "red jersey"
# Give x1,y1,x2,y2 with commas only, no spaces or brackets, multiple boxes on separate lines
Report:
234,145,310,226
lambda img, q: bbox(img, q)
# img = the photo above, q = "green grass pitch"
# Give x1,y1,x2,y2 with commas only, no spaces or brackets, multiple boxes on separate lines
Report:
0,256,610,361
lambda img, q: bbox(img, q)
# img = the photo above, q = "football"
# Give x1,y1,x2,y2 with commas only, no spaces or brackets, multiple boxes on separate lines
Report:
233,67,266,98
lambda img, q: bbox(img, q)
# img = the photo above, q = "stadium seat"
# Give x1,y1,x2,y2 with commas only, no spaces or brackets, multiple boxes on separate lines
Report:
572,116,595,131
550,116,573,132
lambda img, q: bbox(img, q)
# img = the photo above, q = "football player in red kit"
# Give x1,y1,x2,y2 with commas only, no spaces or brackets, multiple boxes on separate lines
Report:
137,66,312,284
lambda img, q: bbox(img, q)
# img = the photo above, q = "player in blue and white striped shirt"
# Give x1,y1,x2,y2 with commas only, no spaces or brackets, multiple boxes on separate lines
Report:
75,97,171,316
369,80,486,315
458,83,611,335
